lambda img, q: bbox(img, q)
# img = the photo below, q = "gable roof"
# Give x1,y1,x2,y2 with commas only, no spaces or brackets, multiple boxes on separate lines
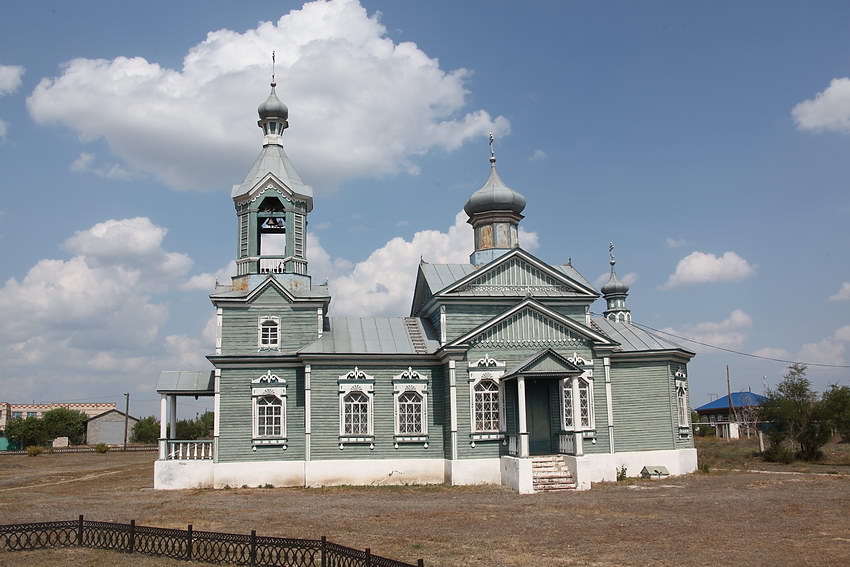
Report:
85,409,138,423
591,317,692,354
446,298,616,349
210,275,330,304
695,391,767,413
411,248,598,316
299,317,440,355
502,348,584,378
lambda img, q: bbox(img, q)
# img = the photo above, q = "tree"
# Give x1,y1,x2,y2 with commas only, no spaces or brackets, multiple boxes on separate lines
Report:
132,416,160,444
760,364,831,461
42,407,87,445
5,416,48,447
822,384,850,441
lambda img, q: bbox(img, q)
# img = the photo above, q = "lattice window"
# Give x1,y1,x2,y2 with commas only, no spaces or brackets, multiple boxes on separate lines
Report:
563,385,574,428
258,316,280,351
562,374,594,431
578,380,590,428
251,372,287,442
343,391,371,435
473,379,500,432
677,384,689,428
256,396,283,437
397,392,424,435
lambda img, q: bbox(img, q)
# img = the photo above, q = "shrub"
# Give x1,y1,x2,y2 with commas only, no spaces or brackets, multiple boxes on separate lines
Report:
616,465,627,481
762,443,795,464
94,443,110,454
698,462,710,474
26,445,44,457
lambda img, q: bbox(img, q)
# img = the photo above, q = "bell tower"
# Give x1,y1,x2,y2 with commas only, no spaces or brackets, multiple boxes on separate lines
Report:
230,69,314,292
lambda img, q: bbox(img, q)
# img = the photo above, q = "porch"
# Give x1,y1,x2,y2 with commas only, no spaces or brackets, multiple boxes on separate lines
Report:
155,370,216,462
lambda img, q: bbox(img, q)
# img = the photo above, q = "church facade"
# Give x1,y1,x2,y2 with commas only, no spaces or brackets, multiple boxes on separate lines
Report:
154,82,697,492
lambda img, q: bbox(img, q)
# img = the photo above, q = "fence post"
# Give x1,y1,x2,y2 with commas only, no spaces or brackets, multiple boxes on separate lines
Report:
129,519,135,554
250,529,257,566
77,515,84,547
187,524,193,561
321,536,327,567
365,547,371,567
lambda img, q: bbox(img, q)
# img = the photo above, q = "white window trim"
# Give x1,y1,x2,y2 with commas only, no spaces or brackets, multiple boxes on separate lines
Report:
392,367,428,445
561,369,595,432
338,367,375,448
675,368,690,435
468,355,506,437
257,315,280,352
251,371,287,447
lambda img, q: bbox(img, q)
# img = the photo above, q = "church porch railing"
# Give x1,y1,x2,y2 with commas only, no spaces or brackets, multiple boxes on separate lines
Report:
166,440,214,460
557,433,576,455
506,435,518,456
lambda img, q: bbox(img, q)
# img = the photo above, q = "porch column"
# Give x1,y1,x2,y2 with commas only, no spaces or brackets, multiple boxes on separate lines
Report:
304,364,312,462
168,395,177,440
159,394,168,459
517,376,529,458
604,356,614,453
213,369,221,463
449,360,457,460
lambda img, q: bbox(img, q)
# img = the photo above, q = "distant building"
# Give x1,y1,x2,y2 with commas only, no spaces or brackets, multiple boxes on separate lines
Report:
694,391,766,439
86,410,139,445
0,402,117,431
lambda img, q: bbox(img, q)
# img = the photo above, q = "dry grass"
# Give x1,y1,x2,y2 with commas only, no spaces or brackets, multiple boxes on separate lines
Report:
0,447,849,566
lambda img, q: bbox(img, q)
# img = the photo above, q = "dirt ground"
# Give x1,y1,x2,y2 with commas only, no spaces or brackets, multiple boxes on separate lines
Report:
0,449,849,567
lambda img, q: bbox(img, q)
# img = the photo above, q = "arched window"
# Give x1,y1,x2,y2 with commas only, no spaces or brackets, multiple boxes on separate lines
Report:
473,379,500,432
562,375,594,431
256,395,283,437
343,391,371,436
676,384,689,428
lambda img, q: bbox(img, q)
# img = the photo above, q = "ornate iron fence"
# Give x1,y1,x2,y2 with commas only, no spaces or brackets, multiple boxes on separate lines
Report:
0,516,423,567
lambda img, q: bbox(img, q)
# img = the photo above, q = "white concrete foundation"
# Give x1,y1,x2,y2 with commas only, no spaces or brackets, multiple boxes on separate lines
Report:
563,448,698,490
500,456,534,494
154,460,214,490
445,458,501,486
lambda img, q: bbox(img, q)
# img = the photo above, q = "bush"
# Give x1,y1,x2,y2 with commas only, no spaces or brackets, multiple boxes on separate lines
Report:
762,443,795,464
616,465,627,481
5,416,48,448
42,408,87,445
26,445,44,457
94,443,110,454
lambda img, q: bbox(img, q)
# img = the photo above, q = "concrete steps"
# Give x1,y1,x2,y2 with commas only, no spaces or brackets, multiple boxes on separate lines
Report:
531,455,576,492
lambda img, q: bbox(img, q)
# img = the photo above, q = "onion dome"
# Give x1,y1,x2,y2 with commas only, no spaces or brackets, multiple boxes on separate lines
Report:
258,82,288,120
601,258,630,296
464,155,527,216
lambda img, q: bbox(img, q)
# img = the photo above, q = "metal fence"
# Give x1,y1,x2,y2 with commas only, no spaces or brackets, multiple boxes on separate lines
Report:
0,516,423,567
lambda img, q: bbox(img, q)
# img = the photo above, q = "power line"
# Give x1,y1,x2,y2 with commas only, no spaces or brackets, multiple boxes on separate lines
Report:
624,318,850,369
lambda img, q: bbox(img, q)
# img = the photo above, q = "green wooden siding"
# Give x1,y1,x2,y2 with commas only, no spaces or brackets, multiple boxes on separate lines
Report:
610,361,675,452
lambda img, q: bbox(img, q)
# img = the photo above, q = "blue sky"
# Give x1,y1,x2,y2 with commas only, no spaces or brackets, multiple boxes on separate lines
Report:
1,0,849,419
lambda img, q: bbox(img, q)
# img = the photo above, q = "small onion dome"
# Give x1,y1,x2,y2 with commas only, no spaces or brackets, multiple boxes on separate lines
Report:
258,83,288,120
464,157,527,216
601,261,630,296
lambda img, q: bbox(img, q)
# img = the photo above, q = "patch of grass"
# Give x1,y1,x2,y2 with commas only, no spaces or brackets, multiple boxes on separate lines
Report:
94,444,110,454
26,446,43,457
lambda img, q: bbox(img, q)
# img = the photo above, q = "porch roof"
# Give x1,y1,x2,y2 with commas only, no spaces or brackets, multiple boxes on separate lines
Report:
156,370,215,395
501,349,583,379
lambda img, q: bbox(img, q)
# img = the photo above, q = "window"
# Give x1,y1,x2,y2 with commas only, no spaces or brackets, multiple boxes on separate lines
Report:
397,392,424,434
343,392,370,435
392,367,428,444
27,412,37,418
258,316,280,351
12,412,21,419
338,367,375,447
473,379,500,432
562,374,594,431
674,369,690,435
251,371,287,446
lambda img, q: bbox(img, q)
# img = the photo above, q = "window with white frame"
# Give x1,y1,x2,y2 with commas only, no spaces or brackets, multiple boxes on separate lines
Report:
675,369,689,431
467,355,506,437
258,316,280,351
562,373,594,431
251,371,287,444
338,367,374,445
392,367,428,442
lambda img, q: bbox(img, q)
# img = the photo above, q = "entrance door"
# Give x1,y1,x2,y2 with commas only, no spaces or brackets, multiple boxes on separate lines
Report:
527,379,552,455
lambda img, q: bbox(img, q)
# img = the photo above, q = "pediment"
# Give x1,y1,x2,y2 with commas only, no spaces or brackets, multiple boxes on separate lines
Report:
245,276,296,304
504,349,583,377
446,298,616,349
441,250,597,298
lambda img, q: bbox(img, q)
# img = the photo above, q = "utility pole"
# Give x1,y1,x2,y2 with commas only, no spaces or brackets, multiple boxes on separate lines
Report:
123,392,130,451
726,365,738,441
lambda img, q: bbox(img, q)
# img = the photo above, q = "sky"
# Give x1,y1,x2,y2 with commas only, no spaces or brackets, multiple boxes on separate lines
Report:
1,0,849,420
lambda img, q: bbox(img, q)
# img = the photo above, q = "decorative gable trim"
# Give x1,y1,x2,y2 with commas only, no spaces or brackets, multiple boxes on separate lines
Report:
446,298,616,349
438,249,598,298
503,348,584,377
237,173,303,206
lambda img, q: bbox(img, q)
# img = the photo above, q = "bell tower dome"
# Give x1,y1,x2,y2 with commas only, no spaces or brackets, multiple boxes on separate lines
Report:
601,243,631,322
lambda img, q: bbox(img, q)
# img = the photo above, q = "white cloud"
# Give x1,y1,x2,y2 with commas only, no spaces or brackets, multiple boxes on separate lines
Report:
319,211,538,317
180,261,237,292
528,149,547,161
70,152,135,181
26,0,508,192
829,282,850,301
661,309,752,352
792,77,850,134
665,237,686,249
659,251,755,290
0,64,24,94
796,326,850,367
752,347,791,360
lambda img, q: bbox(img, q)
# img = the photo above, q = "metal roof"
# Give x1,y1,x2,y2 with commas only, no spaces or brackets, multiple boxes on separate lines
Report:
591,317,689,353
156,371,215,395
419,264,477,293
299,317,440,355
419,262,595,298
695,392,767,412
231,144,312,199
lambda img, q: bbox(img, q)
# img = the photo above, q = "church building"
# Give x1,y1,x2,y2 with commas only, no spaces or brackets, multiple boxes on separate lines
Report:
154,80,697,493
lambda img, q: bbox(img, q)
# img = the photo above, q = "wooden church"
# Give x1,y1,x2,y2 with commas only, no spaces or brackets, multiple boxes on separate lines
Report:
154,81,697,493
